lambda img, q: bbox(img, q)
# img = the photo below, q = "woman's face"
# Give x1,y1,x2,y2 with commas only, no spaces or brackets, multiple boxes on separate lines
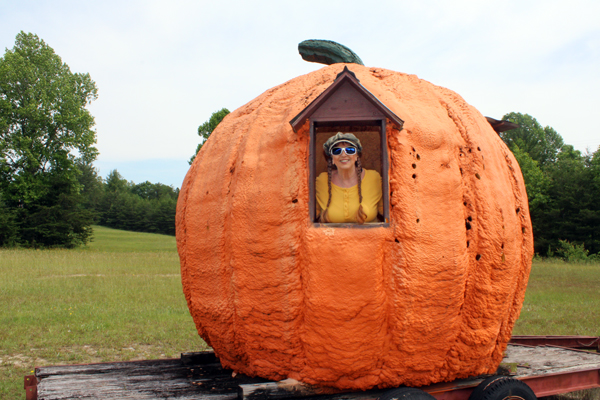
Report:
331,142,358,172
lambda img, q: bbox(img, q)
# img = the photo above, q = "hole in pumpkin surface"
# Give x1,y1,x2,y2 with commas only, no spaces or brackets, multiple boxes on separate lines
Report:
476,254,481,261
466,221,472,230
412,174,417,179
292,199,298,203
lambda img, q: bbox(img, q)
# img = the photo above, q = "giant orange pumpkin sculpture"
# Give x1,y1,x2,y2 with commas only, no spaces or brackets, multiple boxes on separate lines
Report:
176,60,533,390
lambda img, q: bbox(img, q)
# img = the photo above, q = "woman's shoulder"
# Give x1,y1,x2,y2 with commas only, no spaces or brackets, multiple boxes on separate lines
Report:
316,172,328,182
316,172,329,190
364,169,382,180
362,170,382,198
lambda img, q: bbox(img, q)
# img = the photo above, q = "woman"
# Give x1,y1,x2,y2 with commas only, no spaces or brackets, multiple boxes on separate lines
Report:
316,132,383,224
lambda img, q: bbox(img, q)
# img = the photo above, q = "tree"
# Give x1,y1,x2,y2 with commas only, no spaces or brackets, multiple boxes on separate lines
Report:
499,112,600,257
0,32,98,247
545,146,600,255
75,161,104,223
131,181,178,201
189,108,230,164
96,170,178,236
500,112,564,167
0,194,18,246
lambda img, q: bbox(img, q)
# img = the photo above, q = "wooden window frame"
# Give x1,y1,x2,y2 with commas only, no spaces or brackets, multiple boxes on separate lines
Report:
289,66,403,228
309,118,390,228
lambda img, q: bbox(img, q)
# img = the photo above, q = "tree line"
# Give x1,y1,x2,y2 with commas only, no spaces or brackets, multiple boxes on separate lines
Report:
0,161,179,247
78,166,178,236
2,31,599,258
500,112,600,260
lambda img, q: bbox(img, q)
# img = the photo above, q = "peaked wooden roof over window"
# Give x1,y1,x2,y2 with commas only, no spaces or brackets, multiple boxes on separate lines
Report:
289,66,404,132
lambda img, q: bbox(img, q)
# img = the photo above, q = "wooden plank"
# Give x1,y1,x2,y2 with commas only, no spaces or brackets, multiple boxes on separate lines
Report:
181,350,220,365
36,358,183,378
510,336,600,351
33,345,600,399
36,356,239,400
312,222,390,229
240,378,339,400
505,344,600,376
38,368,224,399
381,118,389,223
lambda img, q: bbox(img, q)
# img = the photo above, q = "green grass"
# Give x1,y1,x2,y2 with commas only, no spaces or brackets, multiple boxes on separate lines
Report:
1,228,599,399
0,226,206,399
513,258,600,335
83,225,178,252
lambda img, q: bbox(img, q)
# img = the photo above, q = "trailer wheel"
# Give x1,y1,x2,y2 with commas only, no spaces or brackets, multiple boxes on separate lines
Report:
378,387,437,400
468,376,536,400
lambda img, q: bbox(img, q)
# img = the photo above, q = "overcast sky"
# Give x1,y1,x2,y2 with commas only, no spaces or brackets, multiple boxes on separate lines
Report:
2,0,599,188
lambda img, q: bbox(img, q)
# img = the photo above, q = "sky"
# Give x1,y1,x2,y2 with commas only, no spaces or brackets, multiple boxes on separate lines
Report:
2,0,599,188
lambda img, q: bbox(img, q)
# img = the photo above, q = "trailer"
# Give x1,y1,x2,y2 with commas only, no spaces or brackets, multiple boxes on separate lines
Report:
25,336,600,400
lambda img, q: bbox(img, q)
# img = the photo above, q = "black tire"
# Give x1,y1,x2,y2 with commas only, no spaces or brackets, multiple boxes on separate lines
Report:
379,387,437,400
469,376,537,400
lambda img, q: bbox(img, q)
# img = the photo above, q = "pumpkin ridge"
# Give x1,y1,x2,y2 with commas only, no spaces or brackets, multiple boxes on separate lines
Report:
492,144,532,355
291,123,310,377
176,147,208,341
219,108,261,371
440,98,488,359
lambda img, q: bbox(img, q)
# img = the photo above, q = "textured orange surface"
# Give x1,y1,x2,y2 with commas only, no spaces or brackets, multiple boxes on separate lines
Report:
176,64,533,390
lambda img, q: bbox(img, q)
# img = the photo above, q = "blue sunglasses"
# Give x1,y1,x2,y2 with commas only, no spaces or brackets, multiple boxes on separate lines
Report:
331,147,357,156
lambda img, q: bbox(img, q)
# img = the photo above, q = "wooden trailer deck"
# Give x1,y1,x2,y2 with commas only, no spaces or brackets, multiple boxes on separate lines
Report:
26,339,600,400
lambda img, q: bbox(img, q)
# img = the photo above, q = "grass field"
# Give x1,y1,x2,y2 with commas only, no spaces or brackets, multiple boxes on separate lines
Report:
0,226,206,399
1,227,599,399
513,258,600,335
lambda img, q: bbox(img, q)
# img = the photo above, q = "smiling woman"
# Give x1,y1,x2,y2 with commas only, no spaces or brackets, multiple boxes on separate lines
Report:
316,132,383,223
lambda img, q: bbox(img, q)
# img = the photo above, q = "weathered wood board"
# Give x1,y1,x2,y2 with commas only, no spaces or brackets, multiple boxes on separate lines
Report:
504,345,600,375
35,353,240,400
32,345,600,400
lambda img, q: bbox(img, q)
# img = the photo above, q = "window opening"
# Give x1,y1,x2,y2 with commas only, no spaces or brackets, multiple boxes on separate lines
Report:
310,120,389,227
